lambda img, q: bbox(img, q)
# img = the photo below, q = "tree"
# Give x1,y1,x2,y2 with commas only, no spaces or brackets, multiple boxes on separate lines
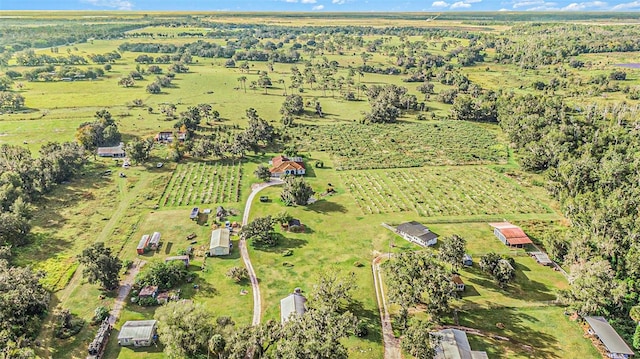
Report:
136,261,189,290
438,234,466,270
401,319,437,359
309,271,356,313
258,73,272,94
385,251,456,322
631,306,640,323
241,216,278,247
117,76,135,88
78,242,122,290
280,94,304,116
208,334,227,359
479,253,515,288
154,301,215,358
634,324,640,350
146,81,161,94
254,165,272,182
226,266,249,283
275,307,356,359
281,176,314,206
0,260,50,343
558,260,625,315
124,138,153,164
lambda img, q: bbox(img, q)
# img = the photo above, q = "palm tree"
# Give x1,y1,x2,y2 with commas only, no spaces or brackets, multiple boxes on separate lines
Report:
237,76,247,93
278,78,287,96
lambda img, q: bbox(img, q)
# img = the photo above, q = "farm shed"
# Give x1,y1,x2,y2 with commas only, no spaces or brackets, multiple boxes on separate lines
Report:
396,221,438,247
165,255,190,268
452,275,465,292
96,143,125,158
530,251,553,266
489,222,532,247
138,285,158,298
432,328,488,359
136,234,150,255
157,291,170,304
280,291,307,323
209,228,231,256
584,316,635,359
269,155,305,177
149,232,161,250
190,207,199,221
117,320,157,347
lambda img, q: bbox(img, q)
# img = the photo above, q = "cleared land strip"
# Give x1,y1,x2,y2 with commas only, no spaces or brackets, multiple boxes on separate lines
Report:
372,253,402,359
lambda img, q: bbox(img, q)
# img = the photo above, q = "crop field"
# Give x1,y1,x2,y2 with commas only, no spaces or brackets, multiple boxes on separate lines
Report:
160,161,242,207
291,121,508,170
341,166,550,217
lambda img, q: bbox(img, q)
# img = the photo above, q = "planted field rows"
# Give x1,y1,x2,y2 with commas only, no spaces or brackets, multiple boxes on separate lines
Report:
341,166,549,217
291,121,507,170
161,161,243,207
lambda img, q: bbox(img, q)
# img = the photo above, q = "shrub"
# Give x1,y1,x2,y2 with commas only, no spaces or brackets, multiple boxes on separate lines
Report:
91,306,110,325
53,306,84,339
355,321,369,337
353,261,365,268
138,296,158,306
282,249,293,257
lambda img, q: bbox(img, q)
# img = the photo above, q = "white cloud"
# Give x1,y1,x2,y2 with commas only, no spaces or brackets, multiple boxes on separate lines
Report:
612,1,640,10
285,0,298,2
312,4,325,10
301,0,317,3
332,0,346,4
432,1,450,7
561,1,607,10
512,0,543,8
498,8,511,10
451,1,472,8
81,0,133,10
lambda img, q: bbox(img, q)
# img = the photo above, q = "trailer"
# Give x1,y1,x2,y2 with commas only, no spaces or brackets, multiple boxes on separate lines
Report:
136,234,150,255
149,232,161,250
190,207,199,221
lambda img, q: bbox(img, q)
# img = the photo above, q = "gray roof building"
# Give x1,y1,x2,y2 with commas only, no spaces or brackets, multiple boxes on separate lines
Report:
117,320,157,347
433,328,488,359
210,228,231,256
280,292,306,323
584,316,635,357
396,221,438,246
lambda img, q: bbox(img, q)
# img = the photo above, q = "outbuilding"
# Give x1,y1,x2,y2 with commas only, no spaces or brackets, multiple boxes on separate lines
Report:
165,255,190,268
584,316,635,359
149,232,161,250
117,320,157,347
280,290,307,323
97,143,126,158
432,328,488,359
452,275,465,292
209,228,231,256
136,234,150,255
489,222,533,248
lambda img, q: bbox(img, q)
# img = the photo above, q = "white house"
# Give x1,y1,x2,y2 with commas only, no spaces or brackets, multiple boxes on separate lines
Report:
396,221,438,247
280,291,306,323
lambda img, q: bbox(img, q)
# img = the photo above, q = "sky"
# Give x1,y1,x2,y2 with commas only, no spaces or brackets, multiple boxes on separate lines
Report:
2,0,640,12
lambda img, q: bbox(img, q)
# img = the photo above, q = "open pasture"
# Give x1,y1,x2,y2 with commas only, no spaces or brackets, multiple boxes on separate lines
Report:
160,160,243,207
292,121,507,170
341,166,550,217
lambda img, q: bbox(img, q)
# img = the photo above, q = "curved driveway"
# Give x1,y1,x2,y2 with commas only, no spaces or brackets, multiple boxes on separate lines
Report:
239,179,283,326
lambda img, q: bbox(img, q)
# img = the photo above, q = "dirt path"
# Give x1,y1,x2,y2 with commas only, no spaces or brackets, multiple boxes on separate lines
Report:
372,253,402,359
109,259,146,326
239,179,284,326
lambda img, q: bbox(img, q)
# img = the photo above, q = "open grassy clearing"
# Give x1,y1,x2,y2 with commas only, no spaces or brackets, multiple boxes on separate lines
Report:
341,166,550,217
291,121,507,170
160,160,243,207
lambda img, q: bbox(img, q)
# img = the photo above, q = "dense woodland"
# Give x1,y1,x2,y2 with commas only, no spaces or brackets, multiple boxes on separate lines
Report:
2,12,640,358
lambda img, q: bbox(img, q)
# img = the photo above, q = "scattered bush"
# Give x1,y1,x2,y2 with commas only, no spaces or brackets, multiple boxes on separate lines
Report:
282,249,293,257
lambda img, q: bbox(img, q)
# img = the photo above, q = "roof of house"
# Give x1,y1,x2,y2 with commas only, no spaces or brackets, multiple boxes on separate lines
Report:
452,275,464,285
489,222,533,245
289,219,302,226
139,286,158,297
118,320,157,341
270,161,305,174
137,235,150,249
149,232,161,244
530,251,553,265
157,291,170,300
397,221,438,243
433,329,489,359
584,316,635,355
280,293,306,323
210,228,231,249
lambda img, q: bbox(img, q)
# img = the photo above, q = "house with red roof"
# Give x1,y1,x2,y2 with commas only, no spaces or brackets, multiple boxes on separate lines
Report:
489,222,533,248
269,155,305,177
